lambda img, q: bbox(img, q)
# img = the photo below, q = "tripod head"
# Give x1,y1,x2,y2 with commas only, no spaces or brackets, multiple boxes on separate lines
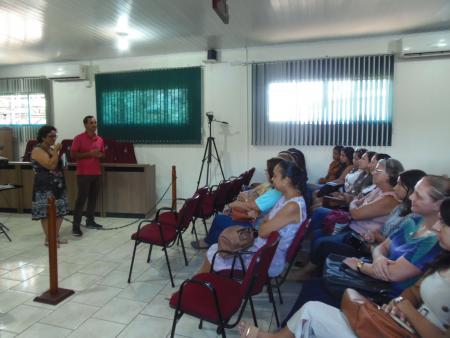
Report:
205,112,228,125
206,112,214,123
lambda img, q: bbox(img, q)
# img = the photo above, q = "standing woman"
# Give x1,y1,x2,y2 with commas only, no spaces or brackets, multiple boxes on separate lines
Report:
31,125,69,245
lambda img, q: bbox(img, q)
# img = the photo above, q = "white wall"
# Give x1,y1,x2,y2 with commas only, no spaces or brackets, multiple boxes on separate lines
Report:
1,35,450,201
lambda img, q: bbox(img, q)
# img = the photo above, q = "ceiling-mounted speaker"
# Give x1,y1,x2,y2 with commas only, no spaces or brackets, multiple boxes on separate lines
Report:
207,49,217,61
203,49,218,64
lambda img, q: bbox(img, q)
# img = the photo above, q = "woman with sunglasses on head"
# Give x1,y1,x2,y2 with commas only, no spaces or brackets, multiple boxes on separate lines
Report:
238,197,450,338
296,158,404,280
31,125,69,246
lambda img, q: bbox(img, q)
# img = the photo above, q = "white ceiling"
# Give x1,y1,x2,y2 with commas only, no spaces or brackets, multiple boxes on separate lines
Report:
1,0,450,65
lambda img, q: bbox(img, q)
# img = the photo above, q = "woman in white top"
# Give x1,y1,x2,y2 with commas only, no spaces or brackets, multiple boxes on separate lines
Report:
197,160,307,277
238,197,450,338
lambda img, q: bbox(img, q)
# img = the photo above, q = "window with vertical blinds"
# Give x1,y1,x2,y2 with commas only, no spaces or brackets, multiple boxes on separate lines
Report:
252,55,394,146
0,77,52,143
95,67,201,144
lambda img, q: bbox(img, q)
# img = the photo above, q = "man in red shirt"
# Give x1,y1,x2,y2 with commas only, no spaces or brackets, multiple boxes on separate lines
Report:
70,116,105,236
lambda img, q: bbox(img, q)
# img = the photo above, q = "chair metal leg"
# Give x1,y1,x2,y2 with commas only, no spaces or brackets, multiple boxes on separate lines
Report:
128,240,139,283
178,235,189,266
248,297,258,327
163,246,175,287
274,278,283,304
267,282,280,328
216,325,226,338
170,306,183,338
198,319,203,329
192,223,199,244
202,218,208,235
191,218,197,234
0,223,12,242
147,244,153,263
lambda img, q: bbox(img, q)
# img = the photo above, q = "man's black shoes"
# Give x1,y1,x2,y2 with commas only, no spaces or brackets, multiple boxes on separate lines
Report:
72,226,83,237
86,221,103,229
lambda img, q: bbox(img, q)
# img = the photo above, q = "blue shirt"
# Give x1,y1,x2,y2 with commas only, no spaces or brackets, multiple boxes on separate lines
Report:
388,215,441,294
255,188,282,213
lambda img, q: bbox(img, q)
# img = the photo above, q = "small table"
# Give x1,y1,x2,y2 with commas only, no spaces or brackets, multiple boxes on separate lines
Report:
0,184,22,241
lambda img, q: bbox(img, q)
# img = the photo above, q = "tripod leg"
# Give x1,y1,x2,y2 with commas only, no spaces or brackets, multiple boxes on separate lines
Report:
197,138,211,189
211,138,225,181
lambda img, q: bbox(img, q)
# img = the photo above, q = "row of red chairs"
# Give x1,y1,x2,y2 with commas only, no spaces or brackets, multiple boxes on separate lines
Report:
22,139,137,164
127,165,311,337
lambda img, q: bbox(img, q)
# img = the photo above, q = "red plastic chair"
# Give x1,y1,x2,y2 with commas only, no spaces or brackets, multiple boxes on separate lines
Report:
60,139,73,162
115,141,137,164
190,186,213,243
22,140,38,162
271,218,310,304
103,139,117,163
169,232,280,338
241,167,255,187
211,180,235,214
225,175,245,204
128,194,200,287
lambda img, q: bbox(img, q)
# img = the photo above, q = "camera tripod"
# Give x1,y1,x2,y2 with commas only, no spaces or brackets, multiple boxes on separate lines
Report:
196,113,227,188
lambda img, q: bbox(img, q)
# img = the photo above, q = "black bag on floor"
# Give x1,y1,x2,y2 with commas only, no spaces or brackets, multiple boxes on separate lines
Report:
323,254,392,304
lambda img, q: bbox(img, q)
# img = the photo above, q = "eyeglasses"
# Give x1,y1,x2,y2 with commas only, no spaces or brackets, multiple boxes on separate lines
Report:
373,168,385,174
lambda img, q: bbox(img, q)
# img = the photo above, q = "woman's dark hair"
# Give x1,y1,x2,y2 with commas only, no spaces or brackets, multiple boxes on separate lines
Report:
398,169,427,216
277,159,307,197
266,157,283,180
428,198,450,274
355,148,368,159
366,151,376,162
287,148,308,181
333,145,343,153
374,153,391,161
341,146,354,164
37,125,57,143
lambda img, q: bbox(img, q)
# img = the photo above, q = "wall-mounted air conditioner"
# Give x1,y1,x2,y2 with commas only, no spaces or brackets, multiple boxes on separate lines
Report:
47,64,89,81
399,31,450,58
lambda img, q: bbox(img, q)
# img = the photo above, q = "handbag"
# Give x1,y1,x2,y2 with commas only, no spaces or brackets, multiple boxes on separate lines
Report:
323,254,392,303
341,288,418,338
317,183,343,197
230,207,254,222
323,210,351,234
344,232,371,253
218,225,255,258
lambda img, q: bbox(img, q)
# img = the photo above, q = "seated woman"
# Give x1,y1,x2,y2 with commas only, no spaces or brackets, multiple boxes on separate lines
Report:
318,145,344,184
311,146,355,209
327,150,376,206
344,175,449,293
282,175,448,323
191,156,284,249
238,197,450,338
196,160,307,277
192,148,309,250
343,147,367,194
299,158,404,279
363,169,426,246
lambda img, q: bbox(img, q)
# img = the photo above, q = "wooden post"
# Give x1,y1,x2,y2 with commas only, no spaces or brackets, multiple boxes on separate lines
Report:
34,196,74,305
171,165,177,210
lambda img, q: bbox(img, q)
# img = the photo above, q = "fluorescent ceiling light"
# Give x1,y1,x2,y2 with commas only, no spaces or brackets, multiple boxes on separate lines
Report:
117,37,129,51
0,9,43,45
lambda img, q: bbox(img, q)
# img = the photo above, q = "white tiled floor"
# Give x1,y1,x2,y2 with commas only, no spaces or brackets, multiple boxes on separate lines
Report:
0,212,301,337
